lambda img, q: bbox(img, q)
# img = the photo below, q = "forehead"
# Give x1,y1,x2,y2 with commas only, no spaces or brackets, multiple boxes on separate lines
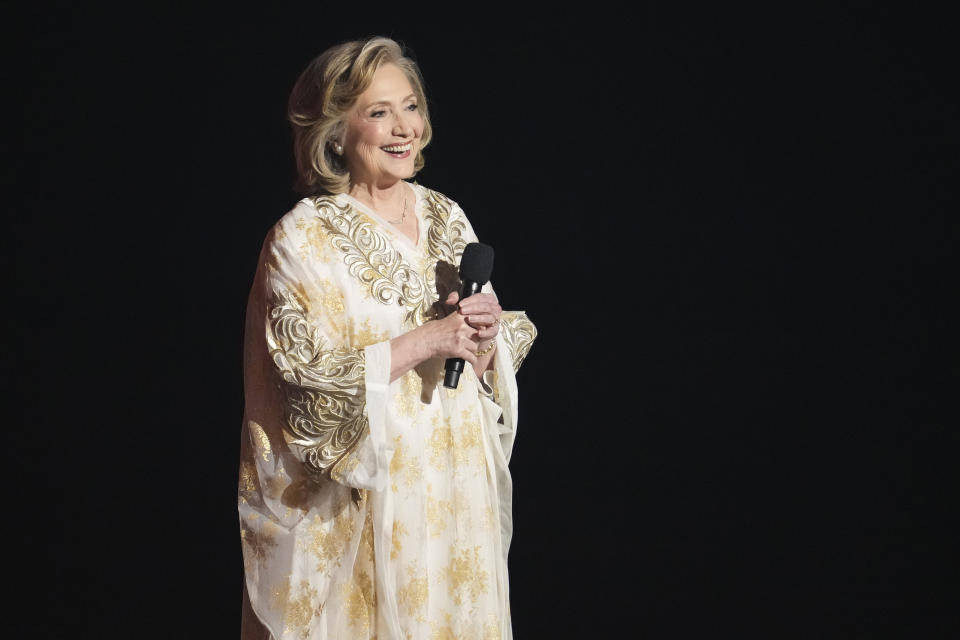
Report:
357,63,415,104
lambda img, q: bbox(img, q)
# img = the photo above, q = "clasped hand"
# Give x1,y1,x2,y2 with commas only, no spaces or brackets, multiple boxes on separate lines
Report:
421,291,501,367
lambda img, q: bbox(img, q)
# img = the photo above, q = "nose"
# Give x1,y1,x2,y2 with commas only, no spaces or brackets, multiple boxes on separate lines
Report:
393,111,415,138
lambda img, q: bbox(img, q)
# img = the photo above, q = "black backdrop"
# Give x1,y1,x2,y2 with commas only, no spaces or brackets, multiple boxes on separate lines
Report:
8,5,955,638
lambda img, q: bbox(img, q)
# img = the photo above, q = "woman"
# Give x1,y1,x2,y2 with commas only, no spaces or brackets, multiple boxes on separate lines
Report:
238,37,536,639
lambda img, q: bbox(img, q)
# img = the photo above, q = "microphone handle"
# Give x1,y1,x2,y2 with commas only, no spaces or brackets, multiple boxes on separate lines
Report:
443,280,483,389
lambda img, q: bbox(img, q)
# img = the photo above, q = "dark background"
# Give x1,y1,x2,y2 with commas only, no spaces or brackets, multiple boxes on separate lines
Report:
8,4,956,638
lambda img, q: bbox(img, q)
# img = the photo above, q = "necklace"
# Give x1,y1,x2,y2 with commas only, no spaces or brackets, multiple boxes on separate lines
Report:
386,193,407,225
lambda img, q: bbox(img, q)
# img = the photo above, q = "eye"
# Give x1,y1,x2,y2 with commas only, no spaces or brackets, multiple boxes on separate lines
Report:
370,109,387,118
405,103,419,111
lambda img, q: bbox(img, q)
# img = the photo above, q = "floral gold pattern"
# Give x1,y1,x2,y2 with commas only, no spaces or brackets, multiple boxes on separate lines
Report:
390,434,423,492
300,508,357,574
426,495,453,538
444,545,489,606
242,185,531,638
341,571,375,632
270,578,321,639
397,563,428,618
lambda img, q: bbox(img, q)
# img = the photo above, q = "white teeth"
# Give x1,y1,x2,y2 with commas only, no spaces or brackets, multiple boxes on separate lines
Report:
382,144,411,153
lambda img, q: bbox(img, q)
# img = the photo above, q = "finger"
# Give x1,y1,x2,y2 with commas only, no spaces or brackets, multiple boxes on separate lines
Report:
461,349,479,368
466,313,499,327
445,291,460,305
462,301,501,318
453,337,479,366
457,292,497,308
477,326,500,339
458,292,497,306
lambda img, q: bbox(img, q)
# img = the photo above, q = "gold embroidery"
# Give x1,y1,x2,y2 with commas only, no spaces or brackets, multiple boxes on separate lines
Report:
390,434,422,492
330,453,361,484
238,460,257,496
391,519,408,560
305,188,469,330
421,189,468,267
427,424,454,471
361,502,375,560
452,486,476,533
304,216,335,262
312,277,348,342
350,317,389,349
309,197,431,325
392,370,422,418
429,412,483,472
426,495,453,538
444,545,489,606
428,613,457,640
249,422,272,462
397,562,428,618
300,508,357,574
341,570,375,632
455,408,483,468
343,505,376,633
271,578,320,639
268,287,368,477
499,311,537,373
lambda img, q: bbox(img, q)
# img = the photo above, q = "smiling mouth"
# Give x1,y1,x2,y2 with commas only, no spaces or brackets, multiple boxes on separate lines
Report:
382,143,412,155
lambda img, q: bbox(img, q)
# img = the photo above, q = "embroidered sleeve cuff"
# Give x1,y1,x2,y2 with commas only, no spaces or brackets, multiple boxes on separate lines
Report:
498,311,537,374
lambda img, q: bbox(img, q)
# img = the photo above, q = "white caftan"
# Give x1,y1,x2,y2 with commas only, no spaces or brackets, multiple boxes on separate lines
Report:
238,183,536,640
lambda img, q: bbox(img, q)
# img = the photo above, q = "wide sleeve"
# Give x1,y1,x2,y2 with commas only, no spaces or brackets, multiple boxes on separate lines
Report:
447,200,537,463
255,213,391,493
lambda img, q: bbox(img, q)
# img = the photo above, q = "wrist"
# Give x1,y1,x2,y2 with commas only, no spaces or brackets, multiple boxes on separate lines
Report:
412,324,436,362
475,339,496,357
393,325,431,365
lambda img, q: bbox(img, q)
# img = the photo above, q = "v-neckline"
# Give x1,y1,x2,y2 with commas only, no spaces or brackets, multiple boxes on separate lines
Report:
340,183,422,251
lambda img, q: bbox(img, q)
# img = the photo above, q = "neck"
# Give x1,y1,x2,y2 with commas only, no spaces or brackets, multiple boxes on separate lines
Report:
348,179,407,210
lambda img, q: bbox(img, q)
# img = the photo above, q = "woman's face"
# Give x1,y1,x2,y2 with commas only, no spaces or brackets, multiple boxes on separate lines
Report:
342,63,424,189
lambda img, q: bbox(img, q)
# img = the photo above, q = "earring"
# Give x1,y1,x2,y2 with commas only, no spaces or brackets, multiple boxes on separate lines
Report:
331,141,343,155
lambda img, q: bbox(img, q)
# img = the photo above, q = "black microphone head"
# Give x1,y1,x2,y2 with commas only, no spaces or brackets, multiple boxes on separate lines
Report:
459,242,494,284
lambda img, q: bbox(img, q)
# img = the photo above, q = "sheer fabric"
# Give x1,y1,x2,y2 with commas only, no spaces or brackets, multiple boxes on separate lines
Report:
238,184,536,639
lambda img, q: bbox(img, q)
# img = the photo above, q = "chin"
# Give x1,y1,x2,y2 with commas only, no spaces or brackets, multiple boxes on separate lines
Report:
386,165,416,182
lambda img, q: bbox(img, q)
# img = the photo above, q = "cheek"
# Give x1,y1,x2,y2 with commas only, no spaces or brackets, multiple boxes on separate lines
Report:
348,119,385,146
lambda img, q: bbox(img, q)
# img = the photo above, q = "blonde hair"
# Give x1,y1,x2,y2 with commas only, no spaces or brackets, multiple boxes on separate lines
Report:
288,37,432,195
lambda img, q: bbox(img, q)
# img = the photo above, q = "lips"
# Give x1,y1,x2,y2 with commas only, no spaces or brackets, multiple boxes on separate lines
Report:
382,143,412,154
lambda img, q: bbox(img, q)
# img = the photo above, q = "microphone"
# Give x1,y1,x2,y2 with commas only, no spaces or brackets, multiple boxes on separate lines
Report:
443,242,495,389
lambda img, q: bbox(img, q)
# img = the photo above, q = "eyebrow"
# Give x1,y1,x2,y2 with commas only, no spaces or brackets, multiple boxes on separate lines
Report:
363,94,417,109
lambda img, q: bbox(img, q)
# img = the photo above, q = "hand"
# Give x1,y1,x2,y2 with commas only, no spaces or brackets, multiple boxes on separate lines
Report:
417,292,483,366
451,290,501,344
